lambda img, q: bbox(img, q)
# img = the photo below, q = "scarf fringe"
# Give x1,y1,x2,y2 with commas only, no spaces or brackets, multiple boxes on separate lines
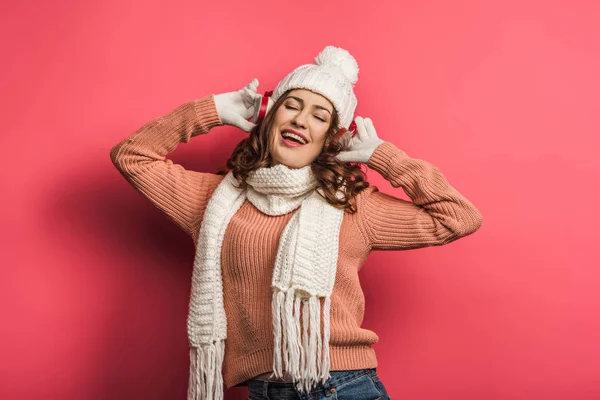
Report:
188,341,225,400
271,289,331,393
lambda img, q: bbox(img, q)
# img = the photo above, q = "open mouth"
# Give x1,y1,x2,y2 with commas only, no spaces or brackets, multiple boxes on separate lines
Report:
280,130,308,147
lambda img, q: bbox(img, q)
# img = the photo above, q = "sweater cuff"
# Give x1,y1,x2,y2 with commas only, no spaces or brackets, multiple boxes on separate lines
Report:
367,141,408,172
193,94,223,133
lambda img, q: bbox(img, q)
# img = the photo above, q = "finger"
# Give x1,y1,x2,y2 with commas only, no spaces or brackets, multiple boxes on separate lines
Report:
251,79,259,94
241,88,255,108
338,132,352,149
232,114,256,132
243,80,257,92
363,118,377,139
240,79,258,98
249,93,263,114
354,116,367,142
241,83,259,107
246,78,259,91
335,151,353,162
345,136,360,152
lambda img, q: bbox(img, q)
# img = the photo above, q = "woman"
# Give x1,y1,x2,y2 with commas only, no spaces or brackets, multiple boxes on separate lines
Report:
110,46,482,400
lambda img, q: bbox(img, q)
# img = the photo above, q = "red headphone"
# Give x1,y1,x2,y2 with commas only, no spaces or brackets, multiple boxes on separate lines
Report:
254,90,273,125
334,120,358,141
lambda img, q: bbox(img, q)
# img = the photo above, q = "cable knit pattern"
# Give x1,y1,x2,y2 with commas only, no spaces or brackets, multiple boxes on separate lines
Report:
110,95,483,389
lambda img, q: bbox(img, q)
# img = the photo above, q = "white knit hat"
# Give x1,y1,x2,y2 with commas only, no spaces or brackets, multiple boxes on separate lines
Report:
269,45,359,129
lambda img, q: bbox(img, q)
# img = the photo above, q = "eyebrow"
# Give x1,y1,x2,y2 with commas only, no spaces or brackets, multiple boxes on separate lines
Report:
287,96,332,115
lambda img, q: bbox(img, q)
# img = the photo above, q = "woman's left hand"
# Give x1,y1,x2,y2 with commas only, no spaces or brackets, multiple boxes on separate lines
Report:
336,116,384,164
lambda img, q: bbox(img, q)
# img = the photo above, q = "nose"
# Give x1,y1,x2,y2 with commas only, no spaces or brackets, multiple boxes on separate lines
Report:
293,112,307,128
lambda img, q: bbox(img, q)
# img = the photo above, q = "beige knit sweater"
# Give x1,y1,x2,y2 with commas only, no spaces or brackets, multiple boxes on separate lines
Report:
110,95,482,388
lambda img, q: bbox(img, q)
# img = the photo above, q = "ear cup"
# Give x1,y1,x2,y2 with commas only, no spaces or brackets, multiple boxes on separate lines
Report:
252,95,275,125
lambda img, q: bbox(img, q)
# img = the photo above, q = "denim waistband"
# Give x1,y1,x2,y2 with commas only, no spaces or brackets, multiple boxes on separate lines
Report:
246,368,378,395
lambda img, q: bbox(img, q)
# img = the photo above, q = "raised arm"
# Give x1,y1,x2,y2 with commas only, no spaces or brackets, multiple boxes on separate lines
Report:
355,141,483,251
110,95,225,241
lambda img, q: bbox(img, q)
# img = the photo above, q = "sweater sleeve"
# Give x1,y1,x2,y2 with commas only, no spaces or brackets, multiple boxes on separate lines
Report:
355,141,483,251
110,95,225,242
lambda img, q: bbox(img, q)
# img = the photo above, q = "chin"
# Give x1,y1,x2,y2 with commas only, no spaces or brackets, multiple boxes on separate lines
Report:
270,149,310,170
273,159,307,169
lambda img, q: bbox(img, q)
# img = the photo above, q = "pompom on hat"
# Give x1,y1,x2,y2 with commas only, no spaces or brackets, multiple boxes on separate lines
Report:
256,45,359,129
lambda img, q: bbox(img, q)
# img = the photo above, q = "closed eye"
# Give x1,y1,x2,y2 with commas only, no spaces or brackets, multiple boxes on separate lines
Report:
285,105,326,122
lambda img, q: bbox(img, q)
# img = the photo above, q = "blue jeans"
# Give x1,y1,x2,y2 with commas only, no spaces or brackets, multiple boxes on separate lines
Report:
246,368,391,400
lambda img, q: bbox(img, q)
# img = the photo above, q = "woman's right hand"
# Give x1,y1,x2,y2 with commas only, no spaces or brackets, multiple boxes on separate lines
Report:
213,78,261,132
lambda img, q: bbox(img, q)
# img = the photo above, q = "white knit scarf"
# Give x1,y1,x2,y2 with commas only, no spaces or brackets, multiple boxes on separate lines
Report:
187,163,344,400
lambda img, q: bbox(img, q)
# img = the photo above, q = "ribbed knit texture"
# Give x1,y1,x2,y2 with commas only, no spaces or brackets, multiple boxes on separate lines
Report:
110,95,483,388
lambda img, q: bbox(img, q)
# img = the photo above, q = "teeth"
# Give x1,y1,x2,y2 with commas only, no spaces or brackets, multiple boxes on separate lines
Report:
282,132,307,144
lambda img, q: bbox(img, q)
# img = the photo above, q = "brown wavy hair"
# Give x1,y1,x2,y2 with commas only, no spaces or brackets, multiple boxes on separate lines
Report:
217,89,370,213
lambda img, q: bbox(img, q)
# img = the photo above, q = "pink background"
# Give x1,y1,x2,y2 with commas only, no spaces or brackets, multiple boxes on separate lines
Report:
2,0,599,399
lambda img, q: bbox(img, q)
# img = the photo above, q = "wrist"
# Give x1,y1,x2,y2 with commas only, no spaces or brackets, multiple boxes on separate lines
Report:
195,95,224,129
366,141,393,168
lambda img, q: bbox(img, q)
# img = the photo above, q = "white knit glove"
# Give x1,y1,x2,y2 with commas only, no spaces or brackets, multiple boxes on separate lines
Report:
214,78,261,132
336,116,384,163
